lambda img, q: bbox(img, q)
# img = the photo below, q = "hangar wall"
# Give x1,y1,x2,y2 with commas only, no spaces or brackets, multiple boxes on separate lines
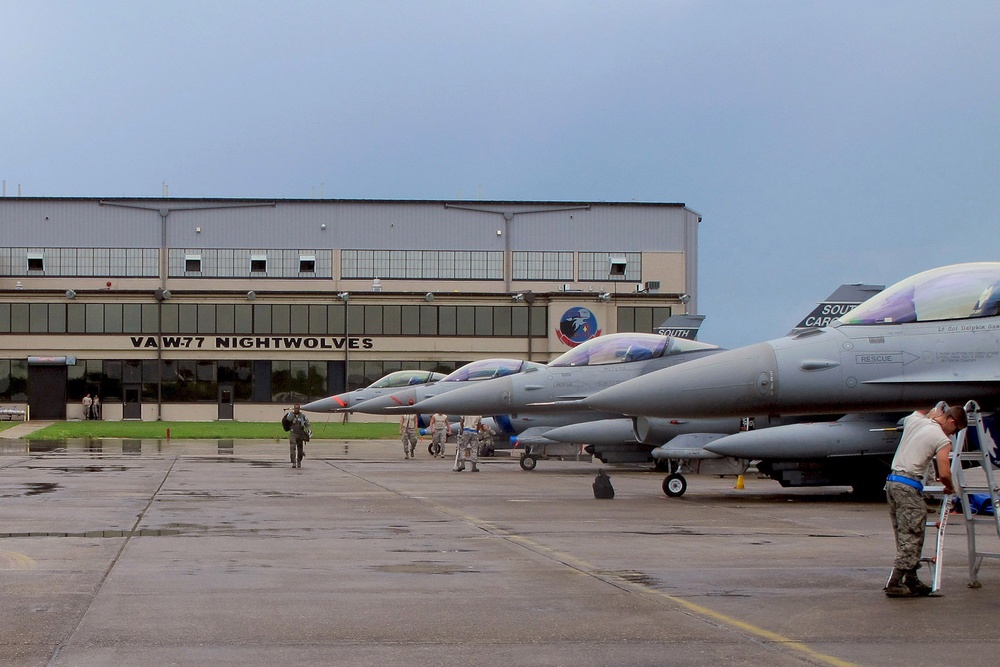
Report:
0,197,700,421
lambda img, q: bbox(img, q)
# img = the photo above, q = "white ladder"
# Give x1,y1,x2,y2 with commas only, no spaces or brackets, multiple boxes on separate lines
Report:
949,401,1000,588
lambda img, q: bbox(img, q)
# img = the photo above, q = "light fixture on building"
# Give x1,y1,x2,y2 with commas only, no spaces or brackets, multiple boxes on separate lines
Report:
372,278,381,292
597,291,611,302
512,293,525,302
246,291,256,301
65,289,76,300
15,281,23,290
424,292,434,302
337,292,349,302
154,288,171,301
679,293,691,304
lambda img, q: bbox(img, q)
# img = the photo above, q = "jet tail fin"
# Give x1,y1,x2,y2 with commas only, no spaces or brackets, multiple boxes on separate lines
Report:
787,283,884,335
655,314,705,340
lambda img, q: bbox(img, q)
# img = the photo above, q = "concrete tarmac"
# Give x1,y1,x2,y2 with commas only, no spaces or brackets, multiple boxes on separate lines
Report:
1,438,998,667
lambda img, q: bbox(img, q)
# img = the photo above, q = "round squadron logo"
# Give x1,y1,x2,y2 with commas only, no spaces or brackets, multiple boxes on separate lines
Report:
556,307,601,347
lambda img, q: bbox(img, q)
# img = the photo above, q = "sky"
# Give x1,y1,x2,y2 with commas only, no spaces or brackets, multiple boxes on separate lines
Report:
2,1,998,349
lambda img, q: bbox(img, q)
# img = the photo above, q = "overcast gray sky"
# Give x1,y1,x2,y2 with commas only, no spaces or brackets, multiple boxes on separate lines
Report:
3,1,998,348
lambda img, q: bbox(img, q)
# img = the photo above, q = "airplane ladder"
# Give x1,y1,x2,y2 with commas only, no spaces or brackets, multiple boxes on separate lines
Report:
948,401,1000,589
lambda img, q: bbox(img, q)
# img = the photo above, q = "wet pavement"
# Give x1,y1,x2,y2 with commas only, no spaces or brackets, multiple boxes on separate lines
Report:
1,439,998,667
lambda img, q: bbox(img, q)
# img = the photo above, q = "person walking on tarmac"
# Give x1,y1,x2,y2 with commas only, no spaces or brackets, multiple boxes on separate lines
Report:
427,412,451,458
454,414,483,472
400,413,418,459
283,404,311,468
884,402,967,597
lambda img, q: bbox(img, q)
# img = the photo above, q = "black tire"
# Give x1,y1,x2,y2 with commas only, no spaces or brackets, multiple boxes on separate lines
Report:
519,455,537,471
663,473,687,497
428,443,436,456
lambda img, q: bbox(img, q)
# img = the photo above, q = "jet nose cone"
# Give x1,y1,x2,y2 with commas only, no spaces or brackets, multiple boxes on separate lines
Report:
584,342,780,418
302,394,350,412
411,377,514,415
351,389,419,414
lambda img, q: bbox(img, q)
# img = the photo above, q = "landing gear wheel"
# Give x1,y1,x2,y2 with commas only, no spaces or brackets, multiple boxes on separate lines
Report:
663,473,687,497
519,455,537,471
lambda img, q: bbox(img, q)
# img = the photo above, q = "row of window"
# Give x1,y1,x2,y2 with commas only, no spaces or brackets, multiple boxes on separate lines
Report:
0,303,548,336
3,248,642,281
20,359,463,404
2,247,159,277
0,302,668,337
170,249,330,278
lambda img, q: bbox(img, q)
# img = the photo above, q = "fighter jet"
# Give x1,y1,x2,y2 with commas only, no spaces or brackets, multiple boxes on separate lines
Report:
583,262,1000,419
346,358,545,414
301,369,445,413
399,332,724,417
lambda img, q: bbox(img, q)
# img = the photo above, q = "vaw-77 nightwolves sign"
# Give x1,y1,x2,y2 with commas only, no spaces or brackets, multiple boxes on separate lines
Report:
128,335,374,350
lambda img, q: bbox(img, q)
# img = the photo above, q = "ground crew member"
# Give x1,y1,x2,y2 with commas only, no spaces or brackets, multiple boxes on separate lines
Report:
884,403,967,597
454,415,482,472
400,413,418,459
284,404,311,468
427,412,451,458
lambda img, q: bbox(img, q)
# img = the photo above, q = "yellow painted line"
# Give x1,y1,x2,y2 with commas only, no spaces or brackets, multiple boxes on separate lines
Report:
443,505,861,667
0,549,38,570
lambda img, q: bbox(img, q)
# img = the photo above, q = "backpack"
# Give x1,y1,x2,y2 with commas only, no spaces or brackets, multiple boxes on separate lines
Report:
281,413,291,432
593,469,615,499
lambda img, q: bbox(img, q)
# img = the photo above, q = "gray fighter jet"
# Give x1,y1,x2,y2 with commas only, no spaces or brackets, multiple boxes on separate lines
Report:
398,333,724,417
583,262,1000,419
346,358,545,414
301,369,445,413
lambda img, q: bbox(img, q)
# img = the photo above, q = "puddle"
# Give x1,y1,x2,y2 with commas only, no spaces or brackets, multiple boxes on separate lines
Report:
372,562,475,575
22,482,59,496
0,528,182,538
601,569,660,588
44,466,129,474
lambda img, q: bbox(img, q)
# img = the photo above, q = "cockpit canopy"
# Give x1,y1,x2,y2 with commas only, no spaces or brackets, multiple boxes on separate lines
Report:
837,262,1000,325
548,332,720,367
367,370,446,389
441,359,545,382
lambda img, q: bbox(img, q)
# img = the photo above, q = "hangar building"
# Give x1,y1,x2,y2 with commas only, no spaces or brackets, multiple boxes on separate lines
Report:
0,197,699,421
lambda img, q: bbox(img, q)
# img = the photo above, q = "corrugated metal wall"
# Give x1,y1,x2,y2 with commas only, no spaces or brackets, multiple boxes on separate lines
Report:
1,198,692,253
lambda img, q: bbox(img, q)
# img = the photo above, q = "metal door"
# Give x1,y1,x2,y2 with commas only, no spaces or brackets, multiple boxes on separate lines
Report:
123,385,141,420
28,365,68,420
218,385,234,420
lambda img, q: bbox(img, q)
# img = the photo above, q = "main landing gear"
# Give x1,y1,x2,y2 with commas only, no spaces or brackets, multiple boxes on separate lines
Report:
662,472,688,497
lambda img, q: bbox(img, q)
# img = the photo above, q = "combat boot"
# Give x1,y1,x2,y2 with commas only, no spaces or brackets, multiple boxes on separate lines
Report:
884,568,915,597
903,568,933,596
470,463,479,472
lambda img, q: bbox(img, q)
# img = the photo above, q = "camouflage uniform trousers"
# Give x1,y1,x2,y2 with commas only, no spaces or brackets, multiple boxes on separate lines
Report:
401,429,418,457
430,428,448,457
886,481,928,571
455,431,479,470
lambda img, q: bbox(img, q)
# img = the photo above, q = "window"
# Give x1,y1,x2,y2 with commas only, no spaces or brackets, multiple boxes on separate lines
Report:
512,251,574,281
341,249,504,280
27,253,44,272
579,252,642,282
250,255,267,273
299,255,316,273
185,255,202,272
618,306,673,334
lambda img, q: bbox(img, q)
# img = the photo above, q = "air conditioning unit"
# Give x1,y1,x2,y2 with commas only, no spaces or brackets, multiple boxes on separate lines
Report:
645,281,661,292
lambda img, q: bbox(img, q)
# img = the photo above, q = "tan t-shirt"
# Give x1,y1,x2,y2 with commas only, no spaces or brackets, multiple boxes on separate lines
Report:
890,412,951,479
